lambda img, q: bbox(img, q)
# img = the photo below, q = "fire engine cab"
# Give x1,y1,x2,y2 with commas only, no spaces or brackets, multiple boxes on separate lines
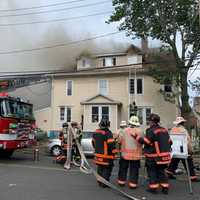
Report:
0,92,36,157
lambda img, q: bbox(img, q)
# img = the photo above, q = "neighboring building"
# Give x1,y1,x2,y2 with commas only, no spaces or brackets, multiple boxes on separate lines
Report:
36,45,177,132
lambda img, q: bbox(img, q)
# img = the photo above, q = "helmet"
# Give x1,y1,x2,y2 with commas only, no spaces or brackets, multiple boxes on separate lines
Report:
129,116,140,126
62,122,68,128
99,118,110,128
149,113,160,123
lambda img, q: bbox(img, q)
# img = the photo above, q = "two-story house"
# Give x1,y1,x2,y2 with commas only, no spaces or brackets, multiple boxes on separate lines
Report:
34,45,177,132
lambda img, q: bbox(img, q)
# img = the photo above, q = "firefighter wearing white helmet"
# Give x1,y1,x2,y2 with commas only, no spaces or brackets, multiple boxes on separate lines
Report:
117,116,143,189
166,116,200,182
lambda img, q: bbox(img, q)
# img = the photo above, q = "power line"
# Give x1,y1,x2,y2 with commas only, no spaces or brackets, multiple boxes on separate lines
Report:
0,11,111,27
0,0,89,12
0,0,111,18
0,31,120,55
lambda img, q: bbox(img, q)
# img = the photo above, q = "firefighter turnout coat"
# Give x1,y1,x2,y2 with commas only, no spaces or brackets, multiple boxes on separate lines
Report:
135,124,172,164
119,127,143,160
93,128,116,166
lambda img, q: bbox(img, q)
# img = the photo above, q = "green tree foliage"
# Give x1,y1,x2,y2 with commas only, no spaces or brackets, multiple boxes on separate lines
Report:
108,0,200,117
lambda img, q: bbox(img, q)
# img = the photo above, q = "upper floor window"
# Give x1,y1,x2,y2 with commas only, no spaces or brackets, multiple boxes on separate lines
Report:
163,84,172,92
129,78,143,94
59,106,71,123
98,79,108,95
66,80,73,96
127,55,138,64
103,57,116,67
82,59,86,67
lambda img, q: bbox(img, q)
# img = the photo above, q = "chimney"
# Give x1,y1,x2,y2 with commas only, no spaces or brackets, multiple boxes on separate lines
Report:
141,37,148,62
141,37,148,54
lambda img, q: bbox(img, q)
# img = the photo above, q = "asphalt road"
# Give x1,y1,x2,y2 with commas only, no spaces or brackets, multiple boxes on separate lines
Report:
0,148,199,200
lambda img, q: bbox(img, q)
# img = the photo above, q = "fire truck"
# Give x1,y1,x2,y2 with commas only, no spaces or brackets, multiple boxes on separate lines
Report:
0,92,36,157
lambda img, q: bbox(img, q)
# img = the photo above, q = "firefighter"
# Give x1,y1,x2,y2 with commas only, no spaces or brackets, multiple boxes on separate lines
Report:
113,121,127,156
92,118,116,187
166,116,200,182
132,113,172,194
117,116,143,189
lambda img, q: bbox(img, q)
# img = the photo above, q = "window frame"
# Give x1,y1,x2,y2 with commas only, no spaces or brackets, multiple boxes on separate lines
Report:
98,79,108,95
163,84,173,93
128,77,144,95
59,106,71,123
91,105,110,123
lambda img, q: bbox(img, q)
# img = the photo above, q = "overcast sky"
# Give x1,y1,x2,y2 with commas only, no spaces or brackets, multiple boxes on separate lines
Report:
0,0,162,73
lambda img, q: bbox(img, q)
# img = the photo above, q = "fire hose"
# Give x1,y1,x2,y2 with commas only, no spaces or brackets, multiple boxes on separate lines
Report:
75,138,146,200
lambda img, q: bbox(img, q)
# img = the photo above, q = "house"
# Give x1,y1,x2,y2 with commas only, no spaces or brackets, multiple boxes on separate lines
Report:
35,44,177,132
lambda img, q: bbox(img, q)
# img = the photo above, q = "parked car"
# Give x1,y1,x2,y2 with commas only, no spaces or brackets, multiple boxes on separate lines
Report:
47,130,95,156
47,130,62,156
80,131,95,156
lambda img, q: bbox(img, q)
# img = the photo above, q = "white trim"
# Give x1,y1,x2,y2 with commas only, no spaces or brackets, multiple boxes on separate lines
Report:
0,134,17,140
128,76,144,95
91,105,110,123
98,79,109,95
58,106,72,124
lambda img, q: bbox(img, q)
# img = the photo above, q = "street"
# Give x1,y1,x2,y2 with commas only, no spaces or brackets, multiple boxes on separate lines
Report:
0,147,199,200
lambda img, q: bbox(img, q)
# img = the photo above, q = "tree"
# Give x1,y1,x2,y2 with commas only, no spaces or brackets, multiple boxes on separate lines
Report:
108,0,200,118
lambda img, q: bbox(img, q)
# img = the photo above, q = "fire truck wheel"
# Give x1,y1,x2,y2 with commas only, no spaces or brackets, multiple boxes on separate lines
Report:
0,150,14,158
51,145,62,156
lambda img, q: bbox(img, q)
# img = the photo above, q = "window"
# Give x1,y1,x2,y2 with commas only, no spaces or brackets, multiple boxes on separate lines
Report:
82,59,86,67
137,107,152,126
102,57,116,67
129,78,143,94
127,56,137,64
59,106,71,122
164,84,172,92
137,79,143,94
92,106,99,123
112,57,116,66
99,80,108,95
91,106,109,123
66,80,73,96
102,106,109,120
81,58,91,68
129,79,135,94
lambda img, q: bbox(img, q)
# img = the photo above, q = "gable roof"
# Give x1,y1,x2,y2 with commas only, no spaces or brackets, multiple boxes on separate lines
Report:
80,94,122,105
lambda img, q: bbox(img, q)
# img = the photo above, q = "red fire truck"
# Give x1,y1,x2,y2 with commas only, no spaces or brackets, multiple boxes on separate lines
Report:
0,92,36,157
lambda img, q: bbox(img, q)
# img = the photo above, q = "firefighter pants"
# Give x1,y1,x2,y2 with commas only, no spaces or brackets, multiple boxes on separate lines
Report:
167,156,196,178
146,159,169,189
97,161,113,181
118,158,140,185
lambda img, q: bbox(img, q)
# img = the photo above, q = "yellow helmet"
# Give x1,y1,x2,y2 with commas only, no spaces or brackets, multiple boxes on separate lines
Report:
129,116,140,126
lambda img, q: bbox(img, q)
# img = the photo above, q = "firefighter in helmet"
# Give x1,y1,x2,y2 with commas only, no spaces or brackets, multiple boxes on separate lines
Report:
117,116,143,189
92,118,116,187
166,116,200,182
132,113,172,194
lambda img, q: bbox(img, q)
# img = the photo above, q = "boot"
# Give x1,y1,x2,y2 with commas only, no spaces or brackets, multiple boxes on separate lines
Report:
162,187,169,195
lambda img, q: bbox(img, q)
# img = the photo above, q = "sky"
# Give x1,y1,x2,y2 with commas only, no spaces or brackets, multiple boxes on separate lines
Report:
0,0,161,73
